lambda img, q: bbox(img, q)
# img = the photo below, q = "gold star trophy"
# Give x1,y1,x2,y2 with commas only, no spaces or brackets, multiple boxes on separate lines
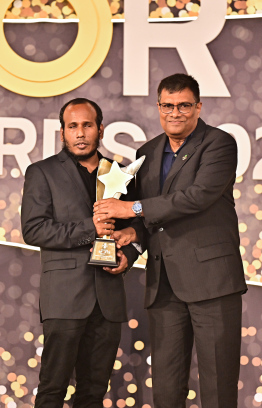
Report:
89,156,145,267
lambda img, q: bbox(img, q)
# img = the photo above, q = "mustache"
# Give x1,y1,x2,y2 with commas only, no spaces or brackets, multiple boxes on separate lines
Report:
74,141,90,146
61,135,101,158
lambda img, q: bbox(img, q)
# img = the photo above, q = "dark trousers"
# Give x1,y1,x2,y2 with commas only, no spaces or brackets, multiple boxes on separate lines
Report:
35,302,121,408
148,268,242,408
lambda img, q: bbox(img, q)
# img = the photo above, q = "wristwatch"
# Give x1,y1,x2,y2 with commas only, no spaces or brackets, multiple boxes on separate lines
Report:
132,201,143,217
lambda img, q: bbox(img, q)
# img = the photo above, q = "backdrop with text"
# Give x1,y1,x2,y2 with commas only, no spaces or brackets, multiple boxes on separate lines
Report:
0,1,262,408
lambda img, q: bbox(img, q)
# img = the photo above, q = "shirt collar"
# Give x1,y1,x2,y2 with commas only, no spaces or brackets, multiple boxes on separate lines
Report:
164,132,194,153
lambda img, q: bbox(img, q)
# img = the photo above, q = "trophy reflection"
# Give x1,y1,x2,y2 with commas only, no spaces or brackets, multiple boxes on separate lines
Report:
88,156,145,267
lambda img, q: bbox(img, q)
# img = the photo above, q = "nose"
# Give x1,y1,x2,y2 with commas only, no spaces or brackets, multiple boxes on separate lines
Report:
77,125,85,137
170,106,181,116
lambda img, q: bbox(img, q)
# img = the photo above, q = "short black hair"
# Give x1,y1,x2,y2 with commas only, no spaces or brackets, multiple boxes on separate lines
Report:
157,74,200,103
59,98,103,130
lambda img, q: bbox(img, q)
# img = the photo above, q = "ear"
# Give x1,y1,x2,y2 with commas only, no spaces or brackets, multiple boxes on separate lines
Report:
157,102,161,114
196,102,202,118
98,124,104,140
60,128,64,142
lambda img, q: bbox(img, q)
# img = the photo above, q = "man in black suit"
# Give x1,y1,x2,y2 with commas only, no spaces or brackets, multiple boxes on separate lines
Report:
93,74,247,408
21,98,138,408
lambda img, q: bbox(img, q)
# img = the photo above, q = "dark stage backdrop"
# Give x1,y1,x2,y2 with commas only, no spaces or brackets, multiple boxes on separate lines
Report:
0,1,262,408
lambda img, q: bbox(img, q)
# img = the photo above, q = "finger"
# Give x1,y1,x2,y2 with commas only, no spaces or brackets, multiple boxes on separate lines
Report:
103,252,126,274
96,218,115,224
104,223,115,231
96,214,109,222
111,231,120,239
93,203,109,213
95,199,105,205
117,237,131,247
94,200,111,208
105,218,115,228
116,252,127,269
112,231,126,240
93,200,104,208
103,266,121,274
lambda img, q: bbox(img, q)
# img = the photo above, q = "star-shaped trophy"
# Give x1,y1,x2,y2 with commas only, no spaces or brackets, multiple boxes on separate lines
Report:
88,156,145,267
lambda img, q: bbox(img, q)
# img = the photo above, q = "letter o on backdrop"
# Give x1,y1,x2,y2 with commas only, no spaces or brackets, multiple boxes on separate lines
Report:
0,0,113,97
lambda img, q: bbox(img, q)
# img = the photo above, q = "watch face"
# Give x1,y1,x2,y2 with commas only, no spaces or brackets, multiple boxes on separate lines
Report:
133,202,142,213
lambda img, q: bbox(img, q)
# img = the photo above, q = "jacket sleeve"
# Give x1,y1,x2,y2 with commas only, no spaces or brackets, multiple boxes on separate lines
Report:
139,130,238,229
21,163,96,249
121,244,140,273
111,175,140,271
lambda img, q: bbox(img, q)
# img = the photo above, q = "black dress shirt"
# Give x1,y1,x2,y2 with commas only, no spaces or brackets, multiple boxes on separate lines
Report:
77,162,97,206
64,149,103,206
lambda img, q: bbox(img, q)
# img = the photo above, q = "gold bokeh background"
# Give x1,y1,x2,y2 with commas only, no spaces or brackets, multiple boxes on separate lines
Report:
4,0,262,20
1,2,262,408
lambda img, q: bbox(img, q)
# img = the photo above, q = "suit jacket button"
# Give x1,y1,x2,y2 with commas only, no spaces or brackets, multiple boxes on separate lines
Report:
158,227,164,232
155,255,160,260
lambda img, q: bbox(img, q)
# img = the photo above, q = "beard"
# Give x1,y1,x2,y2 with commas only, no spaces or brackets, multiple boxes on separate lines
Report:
62,135,100,162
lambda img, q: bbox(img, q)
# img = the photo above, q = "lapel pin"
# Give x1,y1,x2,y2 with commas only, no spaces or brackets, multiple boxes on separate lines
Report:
182,154,188,161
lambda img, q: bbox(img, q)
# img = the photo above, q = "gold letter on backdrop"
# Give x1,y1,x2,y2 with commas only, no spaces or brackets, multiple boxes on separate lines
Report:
0,0,112,97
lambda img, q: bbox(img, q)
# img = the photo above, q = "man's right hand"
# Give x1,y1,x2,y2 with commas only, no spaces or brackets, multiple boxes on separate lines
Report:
93,214,115,237
111,227,138,248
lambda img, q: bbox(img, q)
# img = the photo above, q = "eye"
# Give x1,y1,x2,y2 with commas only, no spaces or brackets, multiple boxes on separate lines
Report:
179,103,192,108
162,103,174,109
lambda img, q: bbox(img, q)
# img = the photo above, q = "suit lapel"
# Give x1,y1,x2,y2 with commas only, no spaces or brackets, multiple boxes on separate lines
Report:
57,150,93,212
162,118,206,194
146,134,167,197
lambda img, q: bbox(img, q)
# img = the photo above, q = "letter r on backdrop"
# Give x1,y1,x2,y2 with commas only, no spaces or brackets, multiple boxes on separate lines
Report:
0,118,37,175
124,0,230,97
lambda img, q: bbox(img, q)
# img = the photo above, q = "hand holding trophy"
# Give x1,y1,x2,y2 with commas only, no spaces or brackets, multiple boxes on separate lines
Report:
89,156,145,267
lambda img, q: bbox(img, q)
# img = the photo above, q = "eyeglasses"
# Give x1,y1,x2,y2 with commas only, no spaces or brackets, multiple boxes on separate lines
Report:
159,102,198,114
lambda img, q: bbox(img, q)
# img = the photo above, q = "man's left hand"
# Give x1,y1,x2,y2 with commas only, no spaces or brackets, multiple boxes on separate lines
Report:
103,249,128,274
93,198,134,220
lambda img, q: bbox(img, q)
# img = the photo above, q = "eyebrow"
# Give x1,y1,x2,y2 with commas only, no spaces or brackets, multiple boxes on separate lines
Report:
67,120,93,125
161,102,192,104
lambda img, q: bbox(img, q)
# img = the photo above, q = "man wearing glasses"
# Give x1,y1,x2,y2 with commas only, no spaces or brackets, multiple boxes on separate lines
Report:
94,74,247,408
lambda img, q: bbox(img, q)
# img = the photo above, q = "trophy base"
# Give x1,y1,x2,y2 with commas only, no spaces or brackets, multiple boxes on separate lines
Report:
88,238,118,267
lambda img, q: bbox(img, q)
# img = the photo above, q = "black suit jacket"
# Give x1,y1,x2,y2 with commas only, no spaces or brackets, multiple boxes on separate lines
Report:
133,118,247,306
21,150,138,322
